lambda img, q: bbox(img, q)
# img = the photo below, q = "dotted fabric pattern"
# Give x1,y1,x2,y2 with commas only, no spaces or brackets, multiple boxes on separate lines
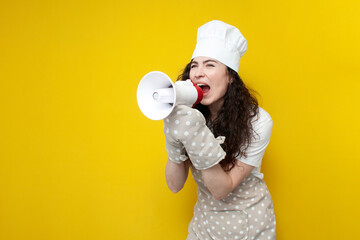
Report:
163,105,226,170
187,168,277,240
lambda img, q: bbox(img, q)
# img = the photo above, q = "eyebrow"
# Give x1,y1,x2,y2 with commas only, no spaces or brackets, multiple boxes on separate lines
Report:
191,59,218,64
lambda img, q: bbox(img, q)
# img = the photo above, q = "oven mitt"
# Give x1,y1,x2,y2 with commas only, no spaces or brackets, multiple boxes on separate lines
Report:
163,105,226,170
163,128,188,164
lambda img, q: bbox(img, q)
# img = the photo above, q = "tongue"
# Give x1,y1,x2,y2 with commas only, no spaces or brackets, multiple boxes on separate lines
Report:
202,85,210,93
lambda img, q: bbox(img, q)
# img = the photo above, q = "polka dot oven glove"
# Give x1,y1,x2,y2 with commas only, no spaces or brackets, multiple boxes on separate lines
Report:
163,105,226,170
163,128,188,164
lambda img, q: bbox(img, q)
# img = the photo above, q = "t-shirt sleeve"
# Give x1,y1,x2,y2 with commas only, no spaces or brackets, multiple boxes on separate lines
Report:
236,108,273,168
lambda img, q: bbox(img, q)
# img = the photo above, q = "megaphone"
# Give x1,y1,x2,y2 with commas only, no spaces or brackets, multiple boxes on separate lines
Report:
137,71,203,120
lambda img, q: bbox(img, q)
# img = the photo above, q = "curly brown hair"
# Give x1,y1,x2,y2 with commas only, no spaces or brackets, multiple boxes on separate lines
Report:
177,61,259,171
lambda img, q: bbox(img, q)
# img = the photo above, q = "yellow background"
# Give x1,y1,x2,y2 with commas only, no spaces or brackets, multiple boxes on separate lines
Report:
1,0,359,239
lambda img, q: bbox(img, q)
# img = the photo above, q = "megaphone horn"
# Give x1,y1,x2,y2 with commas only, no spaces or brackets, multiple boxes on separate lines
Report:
137,71,203,120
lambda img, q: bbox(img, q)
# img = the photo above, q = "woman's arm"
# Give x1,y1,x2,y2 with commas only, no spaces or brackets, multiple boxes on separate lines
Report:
201,161,254,200
165,159,191,193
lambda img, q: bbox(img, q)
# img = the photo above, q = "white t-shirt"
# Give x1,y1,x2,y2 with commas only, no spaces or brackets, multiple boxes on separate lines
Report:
236,107,273,179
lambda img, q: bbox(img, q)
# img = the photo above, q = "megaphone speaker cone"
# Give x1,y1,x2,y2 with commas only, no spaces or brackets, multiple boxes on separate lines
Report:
137,71,175,120
136,71,203,120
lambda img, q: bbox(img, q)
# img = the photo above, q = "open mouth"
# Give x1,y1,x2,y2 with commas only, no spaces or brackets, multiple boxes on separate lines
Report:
197,83,210,94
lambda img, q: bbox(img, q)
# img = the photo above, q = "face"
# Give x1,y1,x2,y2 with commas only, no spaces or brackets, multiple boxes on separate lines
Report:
190,56,230,110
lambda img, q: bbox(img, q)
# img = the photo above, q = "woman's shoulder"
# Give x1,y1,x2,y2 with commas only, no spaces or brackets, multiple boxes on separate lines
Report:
254,106,273,125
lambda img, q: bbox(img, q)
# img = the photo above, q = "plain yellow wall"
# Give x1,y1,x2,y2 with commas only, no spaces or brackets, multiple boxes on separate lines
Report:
1,0,359,239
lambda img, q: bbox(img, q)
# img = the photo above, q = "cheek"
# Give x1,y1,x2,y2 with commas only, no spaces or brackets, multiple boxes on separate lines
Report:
219,85,228,98
189,70,195,80
216,80,229,96
214,71,229,93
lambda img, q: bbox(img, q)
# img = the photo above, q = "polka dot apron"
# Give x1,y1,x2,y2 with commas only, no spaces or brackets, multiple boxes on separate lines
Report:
187,165,276,240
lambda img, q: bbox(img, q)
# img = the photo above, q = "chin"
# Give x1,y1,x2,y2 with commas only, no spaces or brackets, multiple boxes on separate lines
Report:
200,99,212,106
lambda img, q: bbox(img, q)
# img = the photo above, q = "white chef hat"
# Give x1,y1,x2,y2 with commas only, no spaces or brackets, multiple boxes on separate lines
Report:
191,20,247,73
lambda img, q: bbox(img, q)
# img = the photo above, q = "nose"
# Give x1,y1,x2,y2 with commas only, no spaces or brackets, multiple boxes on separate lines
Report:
194,66,205,79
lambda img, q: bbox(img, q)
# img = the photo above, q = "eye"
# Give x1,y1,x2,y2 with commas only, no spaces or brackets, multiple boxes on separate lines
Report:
206,64,215,67
190,64,197,68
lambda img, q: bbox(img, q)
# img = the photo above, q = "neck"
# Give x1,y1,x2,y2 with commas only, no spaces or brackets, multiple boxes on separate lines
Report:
208,100,224,121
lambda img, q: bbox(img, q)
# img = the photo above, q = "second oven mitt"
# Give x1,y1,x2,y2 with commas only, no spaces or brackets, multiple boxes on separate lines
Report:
163,105,226,170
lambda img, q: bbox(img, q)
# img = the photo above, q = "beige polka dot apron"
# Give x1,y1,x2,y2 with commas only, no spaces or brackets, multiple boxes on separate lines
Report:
187,166,276,240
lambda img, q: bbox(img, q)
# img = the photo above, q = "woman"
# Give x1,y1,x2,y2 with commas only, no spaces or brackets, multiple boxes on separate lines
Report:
164,20,276,240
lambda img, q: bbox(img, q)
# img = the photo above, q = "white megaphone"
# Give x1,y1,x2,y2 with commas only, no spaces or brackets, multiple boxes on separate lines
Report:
137,71,203,120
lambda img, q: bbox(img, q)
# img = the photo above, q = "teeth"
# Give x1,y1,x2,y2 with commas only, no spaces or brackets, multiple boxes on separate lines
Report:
197,83,205,87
